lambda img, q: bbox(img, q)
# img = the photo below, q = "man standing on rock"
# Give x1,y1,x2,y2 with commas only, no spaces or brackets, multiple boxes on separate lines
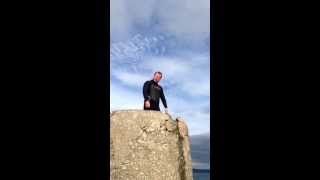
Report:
143,71,168,113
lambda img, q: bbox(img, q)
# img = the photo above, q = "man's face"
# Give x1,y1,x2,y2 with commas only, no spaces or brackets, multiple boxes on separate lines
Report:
153,73,162,83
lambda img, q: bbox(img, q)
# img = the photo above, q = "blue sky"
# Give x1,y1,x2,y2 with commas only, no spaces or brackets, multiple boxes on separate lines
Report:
110,0,210,136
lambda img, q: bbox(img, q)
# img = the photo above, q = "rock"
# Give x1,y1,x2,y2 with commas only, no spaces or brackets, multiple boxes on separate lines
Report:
110,110,193,180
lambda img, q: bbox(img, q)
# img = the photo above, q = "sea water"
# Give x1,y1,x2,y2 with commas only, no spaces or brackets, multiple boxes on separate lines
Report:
193,169,210,180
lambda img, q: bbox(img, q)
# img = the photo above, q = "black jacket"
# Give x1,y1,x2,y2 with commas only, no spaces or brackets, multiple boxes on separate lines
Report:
143,80,167,108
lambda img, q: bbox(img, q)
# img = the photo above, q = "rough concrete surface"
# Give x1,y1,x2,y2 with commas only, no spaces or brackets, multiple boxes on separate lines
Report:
110,110,193,180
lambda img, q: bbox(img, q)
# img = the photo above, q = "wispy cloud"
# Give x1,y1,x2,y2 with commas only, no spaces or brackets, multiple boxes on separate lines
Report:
110,82,143,112
110,34,166,61
110,35,210,135
111,0,210,169
110,0,210,136
112,69,150,87
110,0,210,45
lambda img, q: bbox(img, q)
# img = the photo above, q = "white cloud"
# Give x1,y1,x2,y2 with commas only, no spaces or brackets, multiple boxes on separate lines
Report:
110,0,210,43
112,69,151,87
192,162,210,170
141,55,210,97
164,94,210,135
110,82,143,112
181,79,210,97
182,112,210,135
110,40,210,134
110,34,166,61
153,0,210,42
141,56,191,76
110,0,131,41
110,0,210,135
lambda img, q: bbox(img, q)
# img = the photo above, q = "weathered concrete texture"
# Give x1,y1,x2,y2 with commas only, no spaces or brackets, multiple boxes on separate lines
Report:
110,110,193,180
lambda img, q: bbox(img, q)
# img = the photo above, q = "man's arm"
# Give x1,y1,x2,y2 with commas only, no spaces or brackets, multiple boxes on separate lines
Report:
143,81,151,101
160,87,168,108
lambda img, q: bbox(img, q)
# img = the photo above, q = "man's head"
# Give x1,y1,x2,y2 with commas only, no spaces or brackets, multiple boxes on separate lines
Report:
153,71,162,83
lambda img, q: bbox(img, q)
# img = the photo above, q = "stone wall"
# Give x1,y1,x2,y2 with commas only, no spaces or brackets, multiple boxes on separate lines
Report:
110,110,193,180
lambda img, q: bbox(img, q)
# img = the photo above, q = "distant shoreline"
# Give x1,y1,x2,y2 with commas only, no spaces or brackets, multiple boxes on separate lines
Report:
192,169,210,173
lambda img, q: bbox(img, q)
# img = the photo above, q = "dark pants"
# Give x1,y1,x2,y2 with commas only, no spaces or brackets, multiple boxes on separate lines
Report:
143,100,160,111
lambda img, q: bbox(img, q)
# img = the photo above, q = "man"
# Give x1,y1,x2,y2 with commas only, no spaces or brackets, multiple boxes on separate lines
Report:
143,71,168,113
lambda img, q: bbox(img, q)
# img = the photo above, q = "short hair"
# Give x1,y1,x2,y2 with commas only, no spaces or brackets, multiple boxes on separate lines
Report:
154,71,162,77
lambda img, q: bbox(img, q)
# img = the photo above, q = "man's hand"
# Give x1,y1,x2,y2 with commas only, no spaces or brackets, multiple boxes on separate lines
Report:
145,100,150,108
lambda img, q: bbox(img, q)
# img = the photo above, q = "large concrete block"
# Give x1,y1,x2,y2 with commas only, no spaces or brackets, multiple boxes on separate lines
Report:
110,110,193,180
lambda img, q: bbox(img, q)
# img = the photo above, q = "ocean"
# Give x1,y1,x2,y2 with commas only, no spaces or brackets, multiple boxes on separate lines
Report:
193,169,210,180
